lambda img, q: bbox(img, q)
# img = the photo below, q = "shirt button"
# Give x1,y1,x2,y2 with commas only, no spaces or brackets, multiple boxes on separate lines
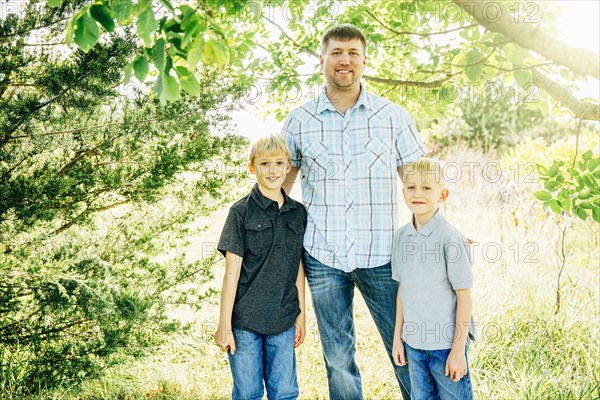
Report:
258,224,261,228
345,139,349,144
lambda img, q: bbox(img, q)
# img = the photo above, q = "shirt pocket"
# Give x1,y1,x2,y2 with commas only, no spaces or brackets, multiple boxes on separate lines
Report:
303,141,328,183
285,220,305,249
365,137,391,169
244,220,273,252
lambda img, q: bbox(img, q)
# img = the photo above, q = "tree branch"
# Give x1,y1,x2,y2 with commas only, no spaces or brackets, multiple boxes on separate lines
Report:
452,0,600,79
531,69,600,121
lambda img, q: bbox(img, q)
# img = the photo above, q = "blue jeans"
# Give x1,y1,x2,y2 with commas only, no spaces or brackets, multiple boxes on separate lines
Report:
228,326,298,400
303,250,411,400
404,342,473,400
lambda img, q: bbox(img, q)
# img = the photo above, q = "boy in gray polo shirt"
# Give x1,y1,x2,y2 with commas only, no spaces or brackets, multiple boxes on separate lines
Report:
392,158,475,399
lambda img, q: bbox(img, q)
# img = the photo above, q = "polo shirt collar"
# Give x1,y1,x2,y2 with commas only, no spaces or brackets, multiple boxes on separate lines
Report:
409,208,445,237
316,82,371,115
250,184,297,212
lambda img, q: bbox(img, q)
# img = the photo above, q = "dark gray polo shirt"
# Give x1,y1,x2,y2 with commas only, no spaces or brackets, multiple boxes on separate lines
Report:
392,210,476,350
218,184,307,335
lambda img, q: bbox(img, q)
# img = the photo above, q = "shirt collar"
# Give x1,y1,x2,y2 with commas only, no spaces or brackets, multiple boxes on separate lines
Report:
250,184,297,212
316,82,371,115
408,208,445,237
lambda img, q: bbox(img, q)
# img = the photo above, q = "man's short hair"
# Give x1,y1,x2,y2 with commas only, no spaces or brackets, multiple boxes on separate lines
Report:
402,158,448,188
321,24,367,54
248,134,291,165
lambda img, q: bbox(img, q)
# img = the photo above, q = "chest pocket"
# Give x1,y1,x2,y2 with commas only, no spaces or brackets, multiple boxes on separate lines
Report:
303,141,328,183
245,220,273,252
285,220,305,249
365,137,391,169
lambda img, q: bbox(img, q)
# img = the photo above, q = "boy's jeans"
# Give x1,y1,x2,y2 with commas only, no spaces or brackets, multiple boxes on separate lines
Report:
302,250,411,400
228,326,298,400
404,342,473,400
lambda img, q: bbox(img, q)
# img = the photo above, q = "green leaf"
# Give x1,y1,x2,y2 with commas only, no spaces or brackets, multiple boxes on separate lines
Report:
136,0,156,48
533,190,552,201
537,164,548,176
47,0,63,7
543,180,560,191
566,168,579,177
202,38,230,70
514,70,532,88
548,163,560,178
65,16,75,46
582,150,593,160
578,192,592,200
112,0,134,24
187,38,204,67
580,202,594,209
152,39,166,72
550,200,562,214
464,65,482,82
133,54,149,82
592,208,600,223
156,73,180,103
504,43,529,66
579,159,588,171
73,13,100,53
576,207,588,221
588,157,600,172
175,66,201,96
90,4,115,32
123,61,133,84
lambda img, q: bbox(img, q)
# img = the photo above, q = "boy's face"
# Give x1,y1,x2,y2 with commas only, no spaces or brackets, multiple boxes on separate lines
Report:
248,152,290,192
402,170,449,221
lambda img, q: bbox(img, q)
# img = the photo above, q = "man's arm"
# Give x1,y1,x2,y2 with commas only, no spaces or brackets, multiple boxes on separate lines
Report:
445,288,473,381
214,252,243,354
283,166,300,194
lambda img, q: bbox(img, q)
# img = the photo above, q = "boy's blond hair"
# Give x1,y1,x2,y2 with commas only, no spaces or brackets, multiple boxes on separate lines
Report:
402,157,447,188
248,134,291,165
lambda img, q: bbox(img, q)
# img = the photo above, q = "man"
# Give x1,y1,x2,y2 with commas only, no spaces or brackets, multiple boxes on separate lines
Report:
281,24,426,399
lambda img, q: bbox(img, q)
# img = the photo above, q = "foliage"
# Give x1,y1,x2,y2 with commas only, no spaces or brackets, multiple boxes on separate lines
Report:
426,82,546,150
57,0,261,103
534,150,600,223
0,0,250,396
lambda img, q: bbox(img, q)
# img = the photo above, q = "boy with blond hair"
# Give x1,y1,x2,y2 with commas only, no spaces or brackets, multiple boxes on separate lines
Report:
215,134,307,400
392,158,476,399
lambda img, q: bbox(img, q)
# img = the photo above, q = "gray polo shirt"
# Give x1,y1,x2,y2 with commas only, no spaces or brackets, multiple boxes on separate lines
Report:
218,184,307,336
392,210,476,350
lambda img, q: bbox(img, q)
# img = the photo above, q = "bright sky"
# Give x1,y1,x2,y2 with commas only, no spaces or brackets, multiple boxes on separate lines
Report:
231,1,600,140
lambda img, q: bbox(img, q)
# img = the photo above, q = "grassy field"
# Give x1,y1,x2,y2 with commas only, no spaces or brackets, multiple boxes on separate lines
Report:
37,146,600,399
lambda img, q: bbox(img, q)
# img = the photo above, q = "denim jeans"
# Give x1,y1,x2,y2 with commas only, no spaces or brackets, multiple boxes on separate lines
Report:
404,342,473,400
303,250,411,400
228,326,298,400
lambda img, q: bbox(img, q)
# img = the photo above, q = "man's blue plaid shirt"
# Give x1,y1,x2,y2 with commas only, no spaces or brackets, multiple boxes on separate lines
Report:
281,84,427,272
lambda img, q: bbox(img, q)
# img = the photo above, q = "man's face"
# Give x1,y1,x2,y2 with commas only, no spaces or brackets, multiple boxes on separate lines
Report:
320,38,366,92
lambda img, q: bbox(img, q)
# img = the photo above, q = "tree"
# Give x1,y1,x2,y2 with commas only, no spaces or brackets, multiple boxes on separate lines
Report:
0,0,249,394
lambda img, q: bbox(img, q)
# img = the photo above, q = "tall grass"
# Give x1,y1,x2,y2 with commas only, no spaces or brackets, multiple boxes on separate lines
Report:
8,145,599,399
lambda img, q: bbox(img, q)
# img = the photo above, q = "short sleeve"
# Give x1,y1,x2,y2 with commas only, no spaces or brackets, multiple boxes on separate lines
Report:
395,109,427,167
391,229,402,282
217,209,245,258
444,233,473,290
280,113,302,168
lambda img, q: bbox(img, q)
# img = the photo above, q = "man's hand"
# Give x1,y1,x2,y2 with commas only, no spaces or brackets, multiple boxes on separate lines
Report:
445,348,467,382
392,337,407,366
214,323,236,354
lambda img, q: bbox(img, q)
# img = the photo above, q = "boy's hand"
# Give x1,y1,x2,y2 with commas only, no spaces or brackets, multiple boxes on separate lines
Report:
214,323,236,355
445,348,467,382
294,313,306,348
392,337,407,366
